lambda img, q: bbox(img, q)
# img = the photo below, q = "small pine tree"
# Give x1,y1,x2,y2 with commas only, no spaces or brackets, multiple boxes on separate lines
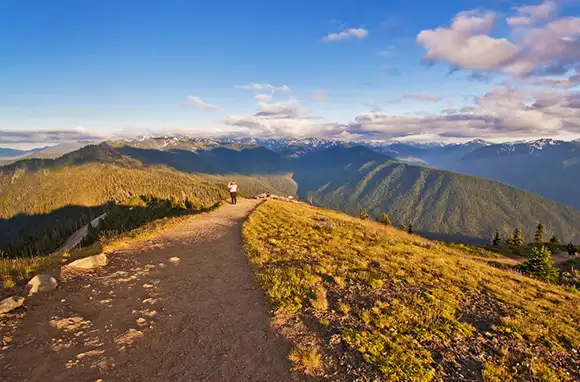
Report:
407,224,414,234
359,208,369,220
513,228,524,246
379,212,392,226
505,236,514,246
549,235,560,244
518,246,559,283
400,224,406,231
534,223,545,244
492,230,501,247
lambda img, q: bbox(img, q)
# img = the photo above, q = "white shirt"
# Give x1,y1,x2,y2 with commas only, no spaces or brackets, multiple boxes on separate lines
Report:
228,184,237,192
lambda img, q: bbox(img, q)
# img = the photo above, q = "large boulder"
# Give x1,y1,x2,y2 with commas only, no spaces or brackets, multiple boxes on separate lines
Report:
27,274,58,296
65,253,108,269
0,296,25,314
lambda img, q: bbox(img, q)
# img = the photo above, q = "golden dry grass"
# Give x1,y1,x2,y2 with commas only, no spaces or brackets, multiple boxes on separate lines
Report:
243,200,580,381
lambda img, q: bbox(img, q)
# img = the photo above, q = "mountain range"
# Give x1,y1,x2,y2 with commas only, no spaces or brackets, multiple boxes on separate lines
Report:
0,142,97,166
2,137,580,257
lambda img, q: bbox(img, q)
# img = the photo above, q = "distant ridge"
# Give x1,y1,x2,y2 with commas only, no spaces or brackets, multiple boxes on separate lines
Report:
2,141,580,243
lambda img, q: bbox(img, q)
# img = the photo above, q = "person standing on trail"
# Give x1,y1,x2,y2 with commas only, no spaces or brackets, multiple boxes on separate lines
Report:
228,181,238,205
568,242,577,257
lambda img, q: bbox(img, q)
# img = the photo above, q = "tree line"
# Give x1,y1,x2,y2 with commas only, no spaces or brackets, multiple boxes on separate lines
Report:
491,223,562,248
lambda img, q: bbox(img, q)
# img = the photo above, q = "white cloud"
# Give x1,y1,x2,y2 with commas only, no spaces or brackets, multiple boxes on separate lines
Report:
185,96,221,110
403,93,442,102
223,99,346,138
0,127,108,145
322,28,368,42
234,83,291,92
507,1,556,26
417,5,580,78
255,93,272,102
417,11,518,70
344,87,580,140
256,100,302,118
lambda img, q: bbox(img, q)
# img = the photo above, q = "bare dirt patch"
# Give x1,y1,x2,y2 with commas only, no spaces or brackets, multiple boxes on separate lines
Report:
1,199,306,381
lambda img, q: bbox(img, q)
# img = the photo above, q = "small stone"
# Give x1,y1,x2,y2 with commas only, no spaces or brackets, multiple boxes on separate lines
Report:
0,296,25,314
169,257,180,265
142,284,154,289
136,318,146,325
26,274,58,296
65,253,108,269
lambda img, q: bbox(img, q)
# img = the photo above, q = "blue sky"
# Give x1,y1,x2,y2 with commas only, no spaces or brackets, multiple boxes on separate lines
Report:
1,0,580,147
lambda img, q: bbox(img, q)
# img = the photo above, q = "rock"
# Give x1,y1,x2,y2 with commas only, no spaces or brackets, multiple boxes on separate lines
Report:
65,253,108,269
169,257,180,265
0,296,25,314
27,274,58,296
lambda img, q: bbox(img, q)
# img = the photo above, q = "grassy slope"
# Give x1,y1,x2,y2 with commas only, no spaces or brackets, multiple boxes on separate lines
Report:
0,145,297,219
0,163,225,219
295,157,580,242
243,200,580,381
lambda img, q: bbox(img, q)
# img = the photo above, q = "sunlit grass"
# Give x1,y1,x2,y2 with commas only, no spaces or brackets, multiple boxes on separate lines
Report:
243,200,580,381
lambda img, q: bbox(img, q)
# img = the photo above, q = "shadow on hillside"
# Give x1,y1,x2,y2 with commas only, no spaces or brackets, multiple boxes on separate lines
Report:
118,146,293,175
0,198,222,259
419,231,488,245
0,205,106,258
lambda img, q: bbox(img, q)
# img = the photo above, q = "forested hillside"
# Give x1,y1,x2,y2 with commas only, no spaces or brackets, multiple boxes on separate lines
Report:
3,142,580,259
0,143,297,258
447,140,580,209
293,147,580,243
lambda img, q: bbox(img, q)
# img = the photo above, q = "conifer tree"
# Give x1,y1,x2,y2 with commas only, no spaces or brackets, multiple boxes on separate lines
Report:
408,224,414,234
549,235,560,245
534,223,545,244
518,246,559,283
492,230,501,247
359,208,369,220
379,212,392,226
513,228,524,246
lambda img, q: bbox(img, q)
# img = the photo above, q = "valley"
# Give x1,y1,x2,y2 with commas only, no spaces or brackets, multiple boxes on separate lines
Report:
2,138,580,260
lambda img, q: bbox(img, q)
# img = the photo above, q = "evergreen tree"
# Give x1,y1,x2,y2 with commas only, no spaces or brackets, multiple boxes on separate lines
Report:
359,208,369,220
400,224,406,231
513,228,524,246
408,224,414,234
534,223,545,244
492,230,501,247
518,245,559,283
379,212,392,226
549,235,560,245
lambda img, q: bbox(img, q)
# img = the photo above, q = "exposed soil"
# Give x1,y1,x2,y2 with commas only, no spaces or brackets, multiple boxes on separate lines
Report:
1,199,307,382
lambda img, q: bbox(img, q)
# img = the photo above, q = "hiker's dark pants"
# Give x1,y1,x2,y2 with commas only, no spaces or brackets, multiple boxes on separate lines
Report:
230,192,237,204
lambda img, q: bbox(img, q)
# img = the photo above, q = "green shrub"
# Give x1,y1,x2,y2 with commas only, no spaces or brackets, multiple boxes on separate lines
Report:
518,246,559,283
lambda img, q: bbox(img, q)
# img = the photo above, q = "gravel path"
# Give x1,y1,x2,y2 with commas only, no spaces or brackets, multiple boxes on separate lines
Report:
1,199,305,382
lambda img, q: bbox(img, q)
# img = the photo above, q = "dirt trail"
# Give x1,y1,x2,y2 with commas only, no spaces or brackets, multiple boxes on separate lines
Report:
1,199,306,382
